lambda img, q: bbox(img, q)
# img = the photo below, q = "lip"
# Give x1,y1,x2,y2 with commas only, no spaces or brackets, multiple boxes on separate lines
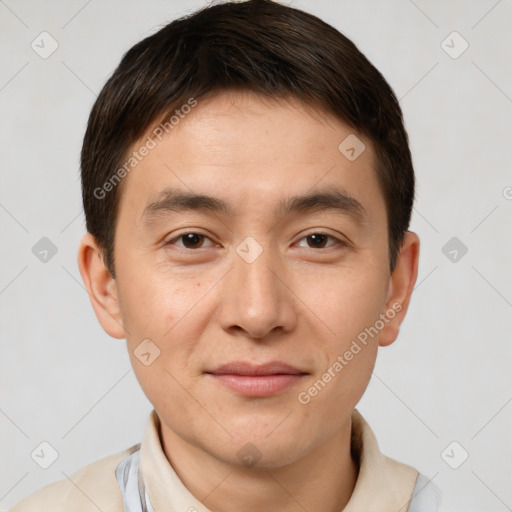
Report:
208,361,305,376
205,361,308,397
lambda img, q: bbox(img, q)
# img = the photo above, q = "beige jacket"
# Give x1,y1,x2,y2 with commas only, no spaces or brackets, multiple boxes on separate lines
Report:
10,409,426,511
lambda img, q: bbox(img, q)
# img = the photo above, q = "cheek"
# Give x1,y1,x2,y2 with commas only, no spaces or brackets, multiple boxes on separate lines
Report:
298,263,388,348
116,257,219,391
293,264,385,405
303,265,387,408
117,254,204,340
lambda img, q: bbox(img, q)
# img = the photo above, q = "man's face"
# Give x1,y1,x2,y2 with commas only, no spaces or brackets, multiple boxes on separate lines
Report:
111,92,394,467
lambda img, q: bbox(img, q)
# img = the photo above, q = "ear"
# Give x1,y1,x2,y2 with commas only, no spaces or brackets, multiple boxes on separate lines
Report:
378,231,420,347
77,232,125,339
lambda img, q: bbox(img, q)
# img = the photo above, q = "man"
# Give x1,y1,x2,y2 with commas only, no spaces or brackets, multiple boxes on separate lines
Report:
11,0,445,510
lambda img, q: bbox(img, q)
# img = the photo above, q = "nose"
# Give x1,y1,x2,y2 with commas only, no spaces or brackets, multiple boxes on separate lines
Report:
217,243,298,340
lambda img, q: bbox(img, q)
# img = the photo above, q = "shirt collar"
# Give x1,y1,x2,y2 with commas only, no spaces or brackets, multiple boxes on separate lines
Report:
139,408,418,512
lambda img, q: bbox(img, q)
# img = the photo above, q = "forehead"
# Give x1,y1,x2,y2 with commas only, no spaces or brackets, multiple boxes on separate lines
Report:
117,91,385,223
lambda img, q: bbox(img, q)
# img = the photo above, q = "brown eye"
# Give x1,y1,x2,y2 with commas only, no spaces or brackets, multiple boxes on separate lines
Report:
297,233,341,249
167,232,214,249
180,233,205,249
306,233,328,248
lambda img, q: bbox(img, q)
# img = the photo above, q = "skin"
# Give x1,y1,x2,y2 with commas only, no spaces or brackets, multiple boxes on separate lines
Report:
78,91,419,512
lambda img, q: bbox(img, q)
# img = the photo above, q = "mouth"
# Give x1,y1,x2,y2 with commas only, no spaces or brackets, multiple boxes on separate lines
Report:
205,361,308,397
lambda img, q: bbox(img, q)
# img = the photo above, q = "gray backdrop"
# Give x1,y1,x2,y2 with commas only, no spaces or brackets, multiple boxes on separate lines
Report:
1,0,511,510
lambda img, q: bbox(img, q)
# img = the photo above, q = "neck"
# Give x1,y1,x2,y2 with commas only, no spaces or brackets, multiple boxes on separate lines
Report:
160,417,358,512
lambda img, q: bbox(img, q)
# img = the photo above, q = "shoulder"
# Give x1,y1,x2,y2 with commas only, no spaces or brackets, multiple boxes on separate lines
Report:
9,444,140,512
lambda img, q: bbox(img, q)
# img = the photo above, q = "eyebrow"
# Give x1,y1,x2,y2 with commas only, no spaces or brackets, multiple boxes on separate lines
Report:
141,187,367,226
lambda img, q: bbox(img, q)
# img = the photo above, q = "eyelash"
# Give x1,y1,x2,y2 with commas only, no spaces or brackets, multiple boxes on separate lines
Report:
165,231,347,251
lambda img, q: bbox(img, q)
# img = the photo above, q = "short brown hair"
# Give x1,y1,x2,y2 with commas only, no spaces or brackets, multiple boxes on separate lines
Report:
81,0,414,277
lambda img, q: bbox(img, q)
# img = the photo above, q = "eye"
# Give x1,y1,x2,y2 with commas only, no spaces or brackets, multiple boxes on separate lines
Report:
296,233,344,249
166,232,215,249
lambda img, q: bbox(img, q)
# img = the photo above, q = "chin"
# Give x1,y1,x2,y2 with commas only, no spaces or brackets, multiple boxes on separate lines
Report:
224,428,308,468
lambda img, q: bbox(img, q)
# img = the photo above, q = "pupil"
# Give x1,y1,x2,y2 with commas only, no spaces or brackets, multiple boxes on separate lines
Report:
309,234,326,248
184,233,202,248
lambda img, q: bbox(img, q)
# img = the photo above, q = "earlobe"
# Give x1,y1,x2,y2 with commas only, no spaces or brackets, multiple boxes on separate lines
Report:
77,233,126,339
378,231,420,347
